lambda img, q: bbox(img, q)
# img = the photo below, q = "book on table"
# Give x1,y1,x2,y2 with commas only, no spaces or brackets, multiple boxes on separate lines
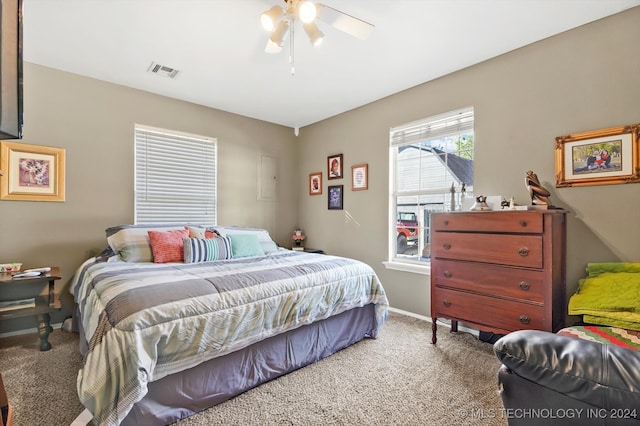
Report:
0,298,36,312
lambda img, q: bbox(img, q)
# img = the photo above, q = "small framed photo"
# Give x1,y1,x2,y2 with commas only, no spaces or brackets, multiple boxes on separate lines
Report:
309,172,322,195
328,185,343,210
0,142,66,202
351,163,368,191
327,154,343,180
555,123,640,187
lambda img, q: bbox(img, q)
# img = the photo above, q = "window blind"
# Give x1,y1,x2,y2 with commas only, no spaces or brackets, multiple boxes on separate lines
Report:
390,107,474,147
135,125,217,224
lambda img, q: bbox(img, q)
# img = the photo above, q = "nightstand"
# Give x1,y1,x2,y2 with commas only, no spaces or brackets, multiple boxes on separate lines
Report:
0,267,62,351
303,248,324,254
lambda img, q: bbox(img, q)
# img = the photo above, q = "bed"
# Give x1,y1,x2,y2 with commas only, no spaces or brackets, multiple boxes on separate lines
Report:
69,224,388,426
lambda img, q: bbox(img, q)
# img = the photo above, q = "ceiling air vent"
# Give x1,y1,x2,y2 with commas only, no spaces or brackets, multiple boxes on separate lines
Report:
147,62,181,79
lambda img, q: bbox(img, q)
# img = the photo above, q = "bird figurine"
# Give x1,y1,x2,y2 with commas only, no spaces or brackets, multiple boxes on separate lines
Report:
525,170,553,207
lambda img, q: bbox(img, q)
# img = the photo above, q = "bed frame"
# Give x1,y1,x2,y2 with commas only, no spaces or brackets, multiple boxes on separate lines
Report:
78,304,377,425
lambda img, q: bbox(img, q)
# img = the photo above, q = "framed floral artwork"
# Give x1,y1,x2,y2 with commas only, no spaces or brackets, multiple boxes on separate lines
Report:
309,172,322,195
327,154,343,180
351,163,368,191
328,185,343,210
555,123,640,187
0,142,66,201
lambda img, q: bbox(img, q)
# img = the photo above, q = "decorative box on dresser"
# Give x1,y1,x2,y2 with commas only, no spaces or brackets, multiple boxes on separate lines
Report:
430,210,566,344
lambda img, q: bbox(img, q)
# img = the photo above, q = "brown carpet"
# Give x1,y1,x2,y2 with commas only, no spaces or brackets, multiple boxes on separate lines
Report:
0,312,507,425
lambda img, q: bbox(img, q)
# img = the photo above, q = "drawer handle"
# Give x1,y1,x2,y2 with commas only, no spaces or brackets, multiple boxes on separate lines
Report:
520,220,527,227
518,281,530,290
443,300,452,307
518,247,529,257
443,271,452,278
519,315,530,324
443,243,451,250
443,220,449,226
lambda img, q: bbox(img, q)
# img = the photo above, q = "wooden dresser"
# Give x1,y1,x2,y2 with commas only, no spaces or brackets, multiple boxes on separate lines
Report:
430,210,566,344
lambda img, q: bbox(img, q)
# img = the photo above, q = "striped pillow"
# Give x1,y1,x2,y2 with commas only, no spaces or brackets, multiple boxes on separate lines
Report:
183,237,233,263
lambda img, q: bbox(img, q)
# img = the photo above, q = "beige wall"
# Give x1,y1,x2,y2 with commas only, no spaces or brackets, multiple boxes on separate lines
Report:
0,64,299,334
297,7,640,317
2,7,639,335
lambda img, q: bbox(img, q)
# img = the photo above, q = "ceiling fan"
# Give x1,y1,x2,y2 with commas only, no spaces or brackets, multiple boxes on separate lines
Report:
260,0,374,73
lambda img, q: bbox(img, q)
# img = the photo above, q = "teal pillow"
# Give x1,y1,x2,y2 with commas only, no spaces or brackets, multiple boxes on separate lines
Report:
229,234,266,258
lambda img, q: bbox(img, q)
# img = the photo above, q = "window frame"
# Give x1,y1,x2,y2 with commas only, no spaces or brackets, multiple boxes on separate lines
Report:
385,107,474,273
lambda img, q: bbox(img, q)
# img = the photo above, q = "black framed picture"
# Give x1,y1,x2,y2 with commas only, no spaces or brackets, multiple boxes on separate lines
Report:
328,185,343,210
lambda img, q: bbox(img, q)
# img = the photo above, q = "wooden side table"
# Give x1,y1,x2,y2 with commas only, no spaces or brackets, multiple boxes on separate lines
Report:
0,267,62,351
303,248,325,254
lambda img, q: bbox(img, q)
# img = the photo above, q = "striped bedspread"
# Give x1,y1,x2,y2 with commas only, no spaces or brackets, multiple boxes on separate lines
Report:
70,250,388,426
557,325,640,350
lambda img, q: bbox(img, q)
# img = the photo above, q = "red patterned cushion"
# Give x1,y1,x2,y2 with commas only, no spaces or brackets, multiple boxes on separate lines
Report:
148,228,189,263
557,325,640,351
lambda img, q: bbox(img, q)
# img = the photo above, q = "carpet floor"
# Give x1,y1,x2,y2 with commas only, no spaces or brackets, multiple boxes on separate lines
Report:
0,312,508,425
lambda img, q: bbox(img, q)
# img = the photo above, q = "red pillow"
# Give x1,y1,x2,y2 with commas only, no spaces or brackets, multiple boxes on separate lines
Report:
148,228,189,263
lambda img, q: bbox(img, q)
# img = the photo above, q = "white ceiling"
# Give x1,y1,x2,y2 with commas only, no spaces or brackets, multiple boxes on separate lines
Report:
23,0,640,129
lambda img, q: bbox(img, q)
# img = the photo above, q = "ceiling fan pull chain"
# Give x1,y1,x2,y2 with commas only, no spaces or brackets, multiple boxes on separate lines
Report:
290,20,295,75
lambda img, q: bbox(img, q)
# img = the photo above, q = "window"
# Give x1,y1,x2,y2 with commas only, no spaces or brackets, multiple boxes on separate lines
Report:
135,125,217,224
388,107,474,267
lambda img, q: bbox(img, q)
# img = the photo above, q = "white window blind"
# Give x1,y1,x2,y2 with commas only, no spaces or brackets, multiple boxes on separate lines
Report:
391,107,474,147
135,125,217,224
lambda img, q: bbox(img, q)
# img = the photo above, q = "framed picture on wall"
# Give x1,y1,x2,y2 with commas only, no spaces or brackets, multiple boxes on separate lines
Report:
351,163,368,191
328,185,343,210
555,123,640,187
309,172,322,195
0,142,66,202
327,154,343,180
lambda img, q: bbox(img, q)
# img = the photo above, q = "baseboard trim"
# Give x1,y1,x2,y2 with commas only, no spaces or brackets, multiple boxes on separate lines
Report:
387,307,479,337
0,322,63,339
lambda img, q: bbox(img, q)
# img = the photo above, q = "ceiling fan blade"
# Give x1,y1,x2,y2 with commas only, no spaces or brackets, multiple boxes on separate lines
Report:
316,3,374,40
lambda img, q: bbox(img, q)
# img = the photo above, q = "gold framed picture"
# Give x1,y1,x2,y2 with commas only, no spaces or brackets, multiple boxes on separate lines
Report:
555,124,639,187
0,142,66,201
351,164,368,191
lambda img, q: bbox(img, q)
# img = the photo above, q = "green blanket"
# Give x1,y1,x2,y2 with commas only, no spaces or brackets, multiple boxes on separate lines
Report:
586,262,640,277
569,270,640,331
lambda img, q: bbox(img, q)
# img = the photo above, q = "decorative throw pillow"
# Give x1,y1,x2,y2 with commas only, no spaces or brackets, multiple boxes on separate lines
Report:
216,226,279,254
106,225,187,262
188,226,221,239
147,228,189,263
229,234,266,258
183,236,233,263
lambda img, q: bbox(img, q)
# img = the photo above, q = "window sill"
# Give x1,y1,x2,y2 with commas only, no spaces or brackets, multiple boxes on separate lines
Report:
382,260,431,275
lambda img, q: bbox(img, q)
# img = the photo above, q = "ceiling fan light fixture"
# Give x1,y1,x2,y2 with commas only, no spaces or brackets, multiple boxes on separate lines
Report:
265,38,283,54
303,22,324,47
260,6,284,32
298,1,317,24
269,19,290,47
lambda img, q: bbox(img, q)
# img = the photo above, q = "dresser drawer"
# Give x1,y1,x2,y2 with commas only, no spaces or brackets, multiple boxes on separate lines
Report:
431,232,543,268
431,260,544,303
431,212,542,234
432,287,545,331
